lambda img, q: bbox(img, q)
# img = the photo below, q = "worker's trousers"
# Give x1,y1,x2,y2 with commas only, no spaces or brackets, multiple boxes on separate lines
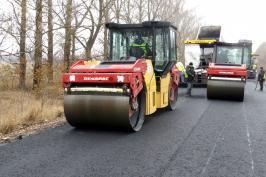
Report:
187,82,193,95
259,81,264,91
179,71,185,83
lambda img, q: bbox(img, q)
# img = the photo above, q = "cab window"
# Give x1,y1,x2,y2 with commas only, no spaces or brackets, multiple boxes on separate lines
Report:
170,29,177,61
155,29,170,71
243,47,251,67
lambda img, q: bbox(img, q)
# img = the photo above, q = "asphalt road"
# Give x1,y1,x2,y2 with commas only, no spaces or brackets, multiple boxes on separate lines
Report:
0,81,266,177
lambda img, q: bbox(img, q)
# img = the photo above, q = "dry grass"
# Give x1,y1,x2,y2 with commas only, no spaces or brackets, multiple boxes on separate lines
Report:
0,90,63,135
0,62,65,138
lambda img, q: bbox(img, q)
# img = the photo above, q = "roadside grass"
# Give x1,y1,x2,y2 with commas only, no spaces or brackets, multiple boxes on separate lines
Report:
0,91,64,135
0,63,65,137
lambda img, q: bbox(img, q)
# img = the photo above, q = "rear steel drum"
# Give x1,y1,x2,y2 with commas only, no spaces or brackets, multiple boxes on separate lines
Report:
207,80,245,101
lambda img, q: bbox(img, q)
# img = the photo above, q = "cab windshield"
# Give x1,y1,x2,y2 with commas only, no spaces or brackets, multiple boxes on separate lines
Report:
110,29,153,61
216,46,243,65
109,27,174,73
185,44,214,69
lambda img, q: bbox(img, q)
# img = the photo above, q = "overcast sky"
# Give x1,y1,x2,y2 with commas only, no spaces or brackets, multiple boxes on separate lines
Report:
186,0,266,51
1,0,265,53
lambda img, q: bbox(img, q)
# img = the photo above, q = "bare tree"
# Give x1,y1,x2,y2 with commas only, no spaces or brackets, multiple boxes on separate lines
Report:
121,0,134,23
0,11,13,57
0,1,22,56
1,0,200,70
71,1,91,62
63,0,73,71
71,28,76,62
147,0,161,21
19,0,27,89
33,0,43,89
47,0,54,82
103,0,112,59
134,0,146,23
111,0,124,23
173,8,200,61
256,42,266,67
75,0,105,59
86,0,103,59
146,0,199,61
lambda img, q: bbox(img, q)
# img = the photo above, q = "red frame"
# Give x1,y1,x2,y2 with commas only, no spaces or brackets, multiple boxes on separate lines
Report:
207,63,247,78
62,59,181,100
62,59,147,99
69,59,147,73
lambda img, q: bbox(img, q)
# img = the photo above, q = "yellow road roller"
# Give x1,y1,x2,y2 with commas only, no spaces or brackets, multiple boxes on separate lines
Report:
62,21,180,131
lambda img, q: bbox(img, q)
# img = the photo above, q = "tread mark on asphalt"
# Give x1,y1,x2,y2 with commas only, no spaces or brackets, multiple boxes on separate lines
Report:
199,120,230,176
243,103,255,177
158,102,211,177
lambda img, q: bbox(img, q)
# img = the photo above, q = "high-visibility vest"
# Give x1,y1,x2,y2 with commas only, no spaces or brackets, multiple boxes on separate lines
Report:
252,64,257,70
176,62,188,78
131,43,148,56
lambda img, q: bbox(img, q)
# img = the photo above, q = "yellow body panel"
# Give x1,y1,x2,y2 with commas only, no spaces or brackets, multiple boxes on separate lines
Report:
143,60,157,115
156,73,170,108
143,60,171,115
184,39,216,44
84,59,101,66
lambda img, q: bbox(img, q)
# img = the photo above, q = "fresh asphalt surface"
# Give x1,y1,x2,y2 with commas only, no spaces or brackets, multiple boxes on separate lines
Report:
1,81,266,177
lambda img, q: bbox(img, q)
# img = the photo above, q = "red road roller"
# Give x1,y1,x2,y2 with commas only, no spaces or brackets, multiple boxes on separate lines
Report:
62,21,180,131
207,42,250,101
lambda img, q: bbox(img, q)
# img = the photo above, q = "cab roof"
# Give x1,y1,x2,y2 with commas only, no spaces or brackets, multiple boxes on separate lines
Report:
184,40,252,48
216,41,252,47
106,21,177,30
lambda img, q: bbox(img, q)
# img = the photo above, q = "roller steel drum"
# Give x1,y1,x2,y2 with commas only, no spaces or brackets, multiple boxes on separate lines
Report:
207,80,245,101
64,92,145,131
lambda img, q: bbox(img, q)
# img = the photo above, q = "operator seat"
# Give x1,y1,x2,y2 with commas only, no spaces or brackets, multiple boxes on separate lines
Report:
129,47,145,59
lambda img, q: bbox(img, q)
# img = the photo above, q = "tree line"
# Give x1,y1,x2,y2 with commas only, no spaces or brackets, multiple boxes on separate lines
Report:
0,0,200,90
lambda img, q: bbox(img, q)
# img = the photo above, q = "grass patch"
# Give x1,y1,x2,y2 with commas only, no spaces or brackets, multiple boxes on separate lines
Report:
0,91,63,135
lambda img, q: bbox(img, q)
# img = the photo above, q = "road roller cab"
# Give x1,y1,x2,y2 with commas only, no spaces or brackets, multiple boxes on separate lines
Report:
62,21,180,131
207,42,249,101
